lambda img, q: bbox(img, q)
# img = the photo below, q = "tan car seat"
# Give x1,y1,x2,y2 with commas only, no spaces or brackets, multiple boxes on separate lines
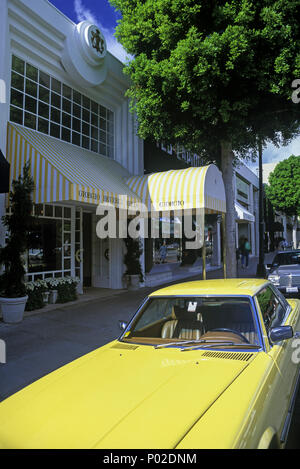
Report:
161,306,204,340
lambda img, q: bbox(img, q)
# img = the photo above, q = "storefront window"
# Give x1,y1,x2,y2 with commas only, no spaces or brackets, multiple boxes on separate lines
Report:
10,55,115,159
236,176,250,206
28,218,62,273
152,216,214,267
25,204,75,280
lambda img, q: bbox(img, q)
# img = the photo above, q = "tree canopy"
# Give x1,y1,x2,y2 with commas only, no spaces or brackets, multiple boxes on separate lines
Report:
111,0,300,159
111,0,300,275
265,155,300,218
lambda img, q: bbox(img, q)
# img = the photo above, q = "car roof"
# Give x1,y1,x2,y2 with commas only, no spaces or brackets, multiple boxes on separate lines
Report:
276,250,300,254
149,279,269,297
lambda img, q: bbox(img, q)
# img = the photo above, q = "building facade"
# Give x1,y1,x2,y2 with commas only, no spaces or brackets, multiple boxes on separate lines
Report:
142,148,259,281
1,1,259,296
234,161,259,257
0,0,144,292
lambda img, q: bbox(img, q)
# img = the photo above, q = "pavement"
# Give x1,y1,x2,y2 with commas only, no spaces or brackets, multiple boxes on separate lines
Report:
0,250,299,448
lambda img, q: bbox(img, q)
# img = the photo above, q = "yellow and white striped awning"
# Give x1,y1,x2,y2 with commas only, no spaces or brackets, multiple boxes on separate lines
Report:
7,123,140,208
126,165,226,213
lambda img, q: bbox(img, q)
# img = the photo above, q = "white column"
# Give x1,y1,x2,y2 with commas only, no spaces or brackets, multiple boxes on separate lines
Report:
109,237,124,289
253,189,259,256
122,100,129,171
249,184,255,256
217,219,221,267
114,106,122,166
70,206,76,278
283,215,287,241
0,0,10,254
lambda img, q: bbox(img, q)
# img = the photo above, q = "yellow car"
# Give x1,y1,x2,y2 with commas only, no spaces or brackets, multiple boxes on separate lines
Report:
0,279,299,449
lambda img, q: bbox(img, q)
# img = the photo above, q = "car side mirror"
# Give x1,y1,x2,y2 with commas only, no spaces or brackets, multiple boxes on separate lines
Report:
119,320,128,331
269,326,293,343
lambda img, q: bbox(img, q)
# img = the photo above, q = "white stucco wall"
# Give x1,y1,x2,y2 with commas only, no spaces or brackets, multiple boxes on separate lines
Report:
0,0,144,289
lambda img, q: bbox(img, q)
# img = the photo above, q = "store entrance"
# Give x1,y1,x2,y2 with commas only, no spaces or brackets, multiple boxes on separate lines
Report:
83,212,92,287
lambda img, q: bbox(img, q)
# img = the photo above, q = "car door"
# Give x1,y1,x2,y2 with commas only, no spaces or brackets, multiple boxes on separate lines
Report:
255,285,300,444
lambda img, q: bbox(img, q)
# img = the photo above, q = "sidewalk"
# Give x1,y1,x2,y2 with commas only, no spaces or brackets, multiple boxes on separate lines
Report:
19,251,275,319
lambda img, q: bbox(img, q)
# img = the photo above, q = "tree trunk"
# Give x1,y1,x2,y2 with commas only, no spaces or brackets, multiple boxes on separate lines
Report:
221,142,237,278
292,216,298,249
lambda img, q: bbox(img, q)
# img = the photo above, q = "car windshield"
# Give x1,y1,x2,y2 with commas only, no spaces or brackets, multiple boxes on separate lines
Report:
273,251,300,266
121,296,260,349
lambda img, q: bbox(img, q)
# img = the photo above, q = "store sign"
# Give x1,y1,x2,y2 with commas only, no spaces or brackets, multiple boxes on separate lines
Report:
158,200,185,208
62,21,108,88
78,190,99,202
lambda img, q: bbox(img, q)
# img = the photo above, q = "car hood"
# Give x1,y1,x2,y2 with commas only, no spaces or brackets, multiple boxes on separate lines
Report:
0,342,254,449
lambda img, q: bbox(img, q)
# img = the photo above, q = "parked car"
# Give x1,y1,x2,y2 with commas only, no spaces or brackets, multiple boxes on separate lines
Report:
267,250,300,296
0,279,299,449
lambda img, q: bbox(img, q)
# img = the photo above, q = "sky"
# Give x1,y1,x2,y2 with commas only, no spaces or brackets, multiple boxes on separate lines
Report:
50,0,300,171
49,0,130,63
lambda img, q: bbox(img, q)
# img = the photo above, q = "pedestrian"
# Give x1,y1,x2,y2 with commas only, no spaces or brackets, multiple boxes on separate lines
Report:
238,237,244,268
159,241,168,263
241,237,251,269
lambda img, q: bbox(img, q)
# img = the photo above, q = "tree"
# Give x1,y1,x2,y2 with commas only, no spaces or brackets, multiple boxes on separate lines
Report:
110,0,300,276
0,162,34,297
265,155,300,248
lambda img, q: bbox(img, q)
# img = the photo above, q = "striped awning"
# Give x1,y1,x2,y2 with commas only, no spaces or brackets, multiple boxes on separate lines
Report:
235,201,255,223
126,165,226,213
6,123,140,208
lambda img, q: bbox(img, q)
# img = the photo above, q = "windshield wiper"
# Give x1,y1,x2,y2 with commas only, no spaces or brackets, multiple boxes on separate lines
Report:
155,339,236,349
181,342,260,351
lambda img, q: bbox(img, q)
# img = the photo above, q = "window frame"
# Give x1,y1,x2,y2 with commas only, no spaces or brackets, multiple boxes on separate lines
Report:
10,55,115,159
254,284,290,348
119,294,264,351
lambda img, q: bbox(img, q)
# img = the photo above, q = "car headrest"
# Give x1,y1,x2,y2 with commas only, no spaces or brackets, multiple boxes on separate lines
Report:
172,305,202,321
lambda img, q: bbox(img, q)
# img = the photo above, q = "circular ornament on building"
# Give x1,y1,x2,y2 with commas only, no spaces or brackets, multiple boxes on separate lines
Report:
88,25,107,61
62,21,108,88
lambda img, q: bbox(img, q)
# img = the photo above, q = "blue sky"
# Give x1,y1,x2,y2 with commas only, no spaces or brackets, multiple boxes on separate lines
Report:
49,0,299,170
49,0,129,62
50,0,120,29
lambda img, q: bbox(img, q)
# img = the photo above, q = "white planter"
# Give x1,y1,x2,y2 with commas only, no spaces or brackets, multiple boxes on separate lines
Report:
42,291,50,303
126,274,140,291
49,290,58,304
0,296,28,324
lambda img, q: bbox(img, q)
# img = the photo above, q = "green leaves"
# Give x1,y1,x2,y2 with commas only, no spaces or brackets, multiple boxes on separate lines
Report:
0,162,35,298
266,155,300,217
110,0,300,157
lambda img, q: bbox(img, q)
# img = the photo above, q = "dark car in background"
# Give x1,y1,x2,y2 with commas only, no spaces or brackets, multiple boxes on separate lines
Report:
267,250,300,296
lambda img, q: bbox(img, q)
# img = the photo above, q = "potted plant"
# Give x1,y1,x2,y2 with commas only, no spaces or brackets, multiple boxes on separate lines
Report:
35,279,50,304
46,278,59,304
123,237,144,291
0,163,35,323
25,281,45,311
56,276,79,303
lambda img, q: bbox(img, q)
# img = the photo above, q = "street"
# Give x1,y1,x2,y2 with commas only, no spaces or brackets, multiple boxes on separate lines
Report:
0,254,299,448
